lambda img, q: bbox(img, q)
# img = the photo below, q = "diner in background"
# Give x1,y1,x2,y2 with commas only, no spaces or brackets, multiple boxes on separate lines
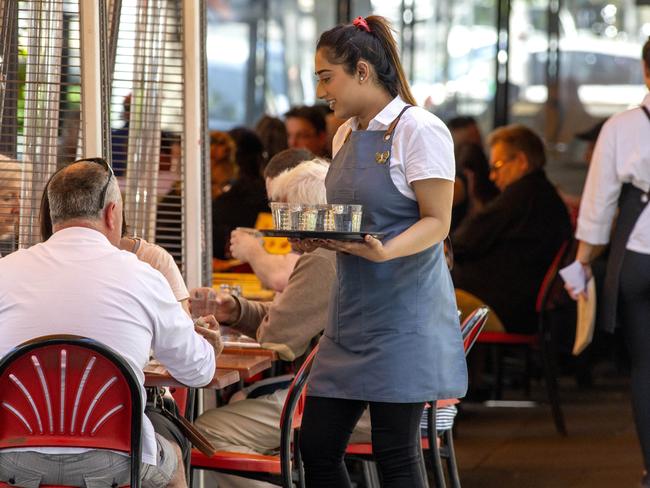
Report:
452,124,572,334
451,141,498,230
0,160,220,488
284,105,329,158
298,15,467,487
0,155,21,257
564,36,650,488
254,115,288,162
212,127,268,260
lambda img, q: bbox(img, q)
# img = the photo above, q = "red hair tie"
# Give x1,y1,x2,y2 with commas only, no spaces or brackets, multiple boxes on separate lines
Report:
352,16,371,33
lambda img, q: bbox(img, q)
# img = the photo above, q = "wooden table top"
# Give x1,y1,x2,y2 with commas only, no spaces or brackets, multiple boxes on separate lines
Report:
144,362,240,389
222,342,279,360
217,352,273,380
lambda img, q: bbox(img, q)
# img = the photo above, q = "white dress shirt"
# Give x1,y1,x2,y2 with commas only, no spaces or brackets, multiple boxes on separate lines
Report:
0,227,215,465
332,96,455,201
576,92,650,254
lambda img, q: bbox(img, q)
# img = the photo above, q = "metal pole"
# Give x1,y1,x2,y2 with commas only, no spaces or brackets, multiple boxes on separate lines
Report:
79,0,103,157
183,0,203,291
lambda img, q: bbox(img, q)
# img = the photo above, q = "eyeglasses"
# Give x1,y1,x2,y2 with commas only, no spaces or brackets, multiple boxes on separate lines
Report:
489,155,516,173
73,157,114,210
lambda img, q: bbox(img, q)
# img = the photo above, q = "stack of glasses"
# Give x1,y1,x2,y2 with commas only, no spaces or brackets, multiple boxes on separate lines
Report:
270,202,362,232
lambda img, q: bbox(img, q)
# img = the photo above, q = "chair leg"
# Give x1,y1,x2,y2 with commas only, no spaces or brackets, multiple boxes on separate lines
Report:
427,405,447,488
361,460,381,488
442,429,461,488
492,346,503,400
540,330,567,436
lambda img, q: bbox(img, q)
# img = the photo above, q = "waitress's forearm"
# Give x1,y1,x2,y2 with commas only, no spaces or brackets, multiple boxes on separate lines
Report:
382,216,448,260
576,240,606,264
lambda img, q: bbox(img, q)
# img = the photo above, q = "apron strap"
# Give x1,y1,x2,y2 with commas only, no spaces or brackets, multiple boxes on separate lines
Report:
601,183,650,333
383,105,413,142
341,104,413,145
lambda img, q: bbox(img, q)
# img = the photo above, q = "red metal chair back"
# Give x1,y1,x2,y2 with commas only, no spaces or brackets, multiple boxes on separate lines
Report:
461,307,490,355
278,345,319,487
0,335,142,486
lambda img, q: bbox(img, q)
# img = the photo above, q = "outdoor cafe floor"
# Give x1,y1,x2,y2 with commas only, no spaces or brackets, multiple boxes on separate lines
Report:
454,364,641,488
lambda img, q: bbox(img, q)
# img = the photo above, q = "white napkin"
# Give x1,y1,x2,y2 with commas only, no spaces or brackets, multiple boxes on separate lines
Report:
559,261,588,296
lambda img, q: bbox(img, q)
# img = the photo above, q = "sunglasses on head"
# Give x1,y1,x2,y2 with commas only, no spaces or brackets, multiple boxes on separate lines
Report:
72,157,115,211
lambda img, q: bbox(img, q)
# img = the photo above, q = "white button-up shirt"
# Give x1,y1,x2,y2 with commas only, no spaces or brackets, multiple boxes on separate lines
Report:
576,92,650,254
332,96,455,201
0,227,215,465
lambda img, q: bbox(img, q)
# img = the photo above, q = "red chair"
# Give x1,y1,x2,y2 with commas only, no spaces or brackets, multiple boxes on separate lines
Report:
476,241,572,436
0,334,143,488
346,306,490,488
190,345,318,488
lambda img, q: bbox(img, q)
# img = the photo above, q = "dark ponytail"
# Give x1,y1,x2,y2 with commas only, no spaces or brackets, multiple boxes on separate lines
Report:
316,15,417,106
643,36,650,69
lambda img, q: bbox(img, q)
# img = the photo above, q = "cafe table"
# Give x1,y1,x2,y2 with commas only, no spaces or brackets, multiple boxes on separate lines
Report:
144,360,241,389
216,352,273,380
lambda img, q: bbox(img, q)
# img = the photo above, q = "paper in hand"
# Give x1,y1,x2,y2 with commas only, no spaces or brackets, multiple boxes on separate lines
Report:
559,261,587,295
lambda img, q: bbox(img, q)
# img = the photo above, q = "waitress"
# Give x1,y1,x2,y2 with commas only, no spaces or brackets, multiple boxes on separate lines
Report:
299,15,467,487
565,37,650,488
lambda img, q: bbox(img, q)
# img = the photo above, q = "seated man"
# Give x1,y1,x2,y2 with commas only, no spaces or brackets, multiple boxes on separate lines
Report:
0,159,221,488
452,124,572,333
194,160,339,488
229,148,314,291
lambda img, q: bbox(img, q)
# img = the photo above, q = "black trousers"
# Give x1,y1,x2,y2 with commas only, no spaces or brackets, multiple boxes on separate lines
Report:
300,396,427,488
619,250,650,471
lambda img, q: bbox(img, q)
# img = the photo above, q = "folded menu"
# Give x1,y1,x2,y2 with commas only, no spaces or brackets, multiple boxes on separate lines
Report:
573,277,596,356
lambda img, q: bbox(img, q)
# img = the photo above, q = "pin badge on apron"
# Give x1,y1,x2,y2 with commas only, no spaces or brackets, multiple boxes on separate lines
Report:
375,150,390,164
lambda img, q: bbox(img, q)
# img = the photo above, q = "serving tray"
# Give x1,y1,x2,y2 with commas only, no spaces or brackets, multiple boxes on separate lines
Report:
260,229,385,242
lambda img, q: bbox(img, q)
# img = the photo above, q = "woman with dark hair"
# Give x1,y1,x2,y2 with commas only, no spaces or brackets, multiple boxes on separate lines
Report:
212,127,268,260
254,115,288,162
451,142,499,229
297,16,467,487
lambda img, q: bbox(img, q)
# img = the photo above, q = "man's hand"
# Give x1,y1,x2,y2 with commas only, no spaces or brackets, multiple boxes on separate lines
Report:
190,287,240,324
229,229,264,262
194,315,224,357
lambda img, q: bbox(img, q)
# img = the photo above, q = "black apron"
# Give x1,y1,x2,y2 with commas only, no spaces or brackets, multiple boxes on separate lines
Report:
600,106,650,333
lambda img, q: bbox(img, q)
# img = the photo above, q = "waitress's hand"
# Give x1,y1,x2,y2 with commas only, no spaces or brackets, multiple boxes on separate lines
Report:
321,235,388,262
288,238,320,253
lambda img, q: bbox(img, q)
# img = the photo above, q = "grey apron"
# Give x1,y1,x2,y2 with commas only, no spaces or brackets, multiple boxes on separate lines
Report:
600,105,650,334
307,106,468,403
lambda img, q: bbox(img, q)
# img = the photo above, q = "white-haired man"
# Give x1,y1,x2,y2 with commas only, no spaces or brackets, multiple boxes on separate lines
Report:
0,159,221,488
193,159,337,488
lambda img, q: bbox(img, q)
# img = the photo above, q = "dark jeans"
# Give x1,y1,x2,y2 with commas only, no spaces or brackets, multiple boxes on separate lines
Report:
145,405,190,469
300,396,427,488
619,250,650,472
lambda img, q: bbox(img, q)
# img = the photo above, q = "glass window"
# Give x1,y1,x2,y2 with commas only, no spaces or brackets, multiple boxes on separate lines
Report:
511,0,650,164
206,0,335,130
353,0,497,135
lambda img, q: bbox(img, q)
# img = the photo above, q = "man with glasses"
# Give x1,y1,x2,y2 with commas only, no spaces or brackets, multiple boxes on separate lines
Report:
450,124,572,334
0,159,221,488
